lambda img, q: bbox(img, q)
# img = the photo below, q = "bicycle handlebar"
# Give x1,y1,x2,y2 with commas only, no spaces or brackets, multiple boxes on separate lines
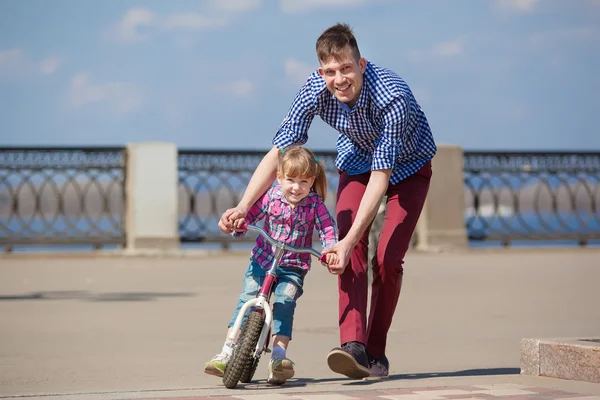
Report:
238,222,327,263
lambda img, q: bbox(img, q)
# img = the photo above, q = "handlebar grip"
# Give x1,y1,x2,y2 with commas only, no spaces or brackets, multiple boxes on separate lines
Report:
238,221,248,230
319,254,328,264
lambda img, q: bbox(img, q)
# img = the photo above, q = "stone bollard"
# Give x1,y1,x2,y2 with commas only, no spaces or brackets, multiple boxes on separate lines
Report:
415,145,468,251
125,142,179,252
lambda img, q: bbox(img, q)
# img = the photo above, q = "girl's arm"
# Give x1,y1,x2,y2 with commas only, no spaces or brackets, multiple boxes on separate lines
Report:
314,201,338,250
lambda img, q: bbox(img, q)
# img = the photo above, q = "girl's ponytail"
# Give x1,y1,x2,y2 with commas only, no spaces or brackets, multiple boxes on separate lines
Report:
312,158,328,201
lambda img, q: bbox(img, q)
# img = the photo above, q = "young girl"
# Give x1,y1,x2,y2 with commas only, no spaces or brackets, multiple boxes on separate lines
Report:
204,146,339,385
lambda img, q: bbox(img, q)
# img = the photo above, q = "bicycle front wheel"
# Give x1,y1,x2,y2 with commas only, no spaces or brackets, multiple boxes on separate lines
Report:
222,310,264,389
239,356,259,383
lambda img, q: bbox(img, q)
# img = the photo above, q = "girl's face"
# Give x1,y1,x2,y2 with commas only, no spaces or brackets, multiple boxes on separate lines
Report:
277,172,315,206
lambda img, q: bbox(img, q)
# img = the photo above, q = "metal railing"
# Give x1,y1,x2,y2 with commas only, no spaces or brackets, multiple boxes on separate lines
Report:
0,147,126,249
179,149,600,247
2,147,598,249
464,151,600,245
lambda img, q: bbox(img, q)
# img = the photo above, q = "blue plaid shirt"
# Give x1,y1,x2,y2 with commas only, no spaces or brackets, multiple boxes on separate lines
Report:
273,61,437,184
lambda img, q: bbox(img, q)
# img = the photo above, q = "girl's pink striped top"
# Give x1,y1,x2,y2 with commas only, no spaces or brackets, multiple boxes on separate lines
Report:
234,185,338,271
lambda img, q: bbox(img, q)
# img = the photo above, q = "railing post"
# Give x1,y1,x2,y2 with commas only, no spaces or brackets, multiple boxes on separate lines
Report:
125,142,179,252
415,145,469,251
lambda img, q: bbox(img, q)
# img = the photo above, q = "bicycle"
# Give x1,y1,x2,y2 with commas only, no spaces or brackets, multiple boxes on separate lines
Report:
222,222,328,389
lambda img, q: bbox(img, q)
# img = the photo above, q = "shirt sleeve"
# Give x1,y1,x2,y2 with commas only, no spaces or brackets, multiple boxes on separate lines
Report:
372,96,410,171
232,189,270,238
272,73,319,149
314,201,338,250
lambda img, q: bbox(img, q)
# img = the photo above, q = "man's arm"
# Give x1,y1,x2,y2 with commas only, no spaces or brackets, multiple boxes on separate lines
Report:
218,146,279,233
341,95,410,245
238,146,279,212
322,96,410,273
220,76,318,234
232,188,271,237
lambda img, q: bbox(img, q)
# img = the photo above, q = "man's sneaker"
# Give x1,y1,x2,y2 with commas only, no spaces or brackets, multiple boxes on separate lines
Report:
267,357,295,385
204,353,230,377
326,341,370,379
365,354,389,380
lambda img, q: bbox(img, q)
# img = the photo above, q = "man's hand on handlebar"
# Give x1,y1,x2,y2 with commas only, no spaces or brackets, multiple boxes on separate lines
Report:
218,206,248,234
321,239,352,275
321,252,339,272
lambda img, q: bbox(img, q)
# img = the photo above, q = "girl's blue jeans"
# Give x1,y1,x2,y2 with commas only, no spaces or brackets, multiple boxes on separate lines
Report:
228,260,306,339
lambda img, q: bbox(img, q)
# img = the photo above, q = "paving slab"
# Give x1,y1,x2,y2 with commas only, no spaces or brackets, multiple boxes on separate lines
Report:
1,249,599,398
4,376,600,400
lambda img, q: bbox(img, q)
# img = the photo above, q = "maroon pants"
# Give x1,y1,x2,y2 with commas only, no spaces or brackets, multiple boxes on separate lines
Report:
335,162,432,358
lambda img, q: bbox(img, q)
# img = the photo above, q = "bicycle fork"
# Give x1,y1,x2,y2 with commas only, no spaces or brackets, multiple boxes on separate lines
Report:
226,244,285,359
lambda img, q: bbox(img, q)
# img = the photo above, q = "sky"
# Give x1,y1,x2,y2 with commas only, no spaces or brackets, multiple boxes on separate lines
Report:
1,0,599,151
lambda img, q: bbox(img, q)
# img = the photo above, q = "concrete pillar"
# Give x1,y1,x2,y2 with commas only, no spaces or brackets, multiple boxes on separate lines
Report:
125,142,179,252
415,145,468,251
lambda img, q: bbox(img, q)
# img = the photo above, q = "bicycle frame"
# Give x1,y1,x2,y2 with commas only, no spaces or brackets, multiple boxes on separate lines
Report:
226,223,326,359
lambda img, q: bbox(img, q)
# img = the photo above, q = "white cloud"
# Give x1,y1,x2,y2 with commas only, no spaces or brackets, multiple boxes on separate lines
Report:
408,36,467,62
108,8,156,43
164,12,228,30
226,79,255,97
68,73,143,114
432,38,466,57
108,4,257,43
211,0,261,12
280,0,370,14
40,57,61,75
0,48,61,79
494,0,538,12
284,58,315,85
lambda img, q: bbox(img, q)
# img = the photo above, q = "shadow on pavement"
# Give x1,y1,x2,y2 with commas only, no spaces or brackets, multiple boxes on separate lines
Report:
343,367,522,386
0,290,196,302
228,368,521,390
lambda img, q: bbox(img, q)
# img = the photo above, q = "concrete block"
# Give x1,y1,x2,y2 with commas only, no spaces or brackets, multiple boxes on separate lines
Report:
520,338,540,376
521,337,600,383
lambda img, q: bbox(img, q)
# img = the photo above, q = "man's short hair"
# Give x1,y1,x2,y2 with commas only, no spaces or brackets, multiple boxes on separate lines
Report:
316,23,361,62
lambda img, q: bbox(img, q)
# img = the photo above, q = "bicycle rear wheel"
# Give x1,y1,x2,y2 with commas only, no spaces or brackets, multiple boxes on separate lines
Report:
222,311,263,389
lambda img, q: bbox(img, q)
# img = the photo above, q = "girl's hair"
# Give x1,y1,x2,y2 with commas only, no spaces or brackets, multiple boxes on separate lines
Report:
278,146,328,201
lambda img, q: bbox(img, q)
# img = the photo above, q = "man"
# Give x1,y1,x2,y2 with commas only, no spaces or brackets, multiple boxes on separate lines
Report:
218,23,436,380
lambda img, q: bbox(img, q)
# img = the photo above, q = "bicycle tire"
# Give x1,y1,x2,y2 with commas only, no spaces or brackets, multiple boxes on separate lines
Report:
239,318,261,383
222,311,263,389
239,357,259,383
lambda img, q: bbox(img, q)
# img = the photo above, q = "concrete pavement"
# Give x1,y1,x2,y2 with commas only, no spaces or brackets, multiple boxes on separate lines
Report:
1,248,599,399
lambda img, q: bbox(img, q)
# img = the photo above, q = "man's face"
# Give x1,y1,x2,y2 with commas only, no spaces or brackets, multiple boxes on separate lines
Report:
318,45,366,108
